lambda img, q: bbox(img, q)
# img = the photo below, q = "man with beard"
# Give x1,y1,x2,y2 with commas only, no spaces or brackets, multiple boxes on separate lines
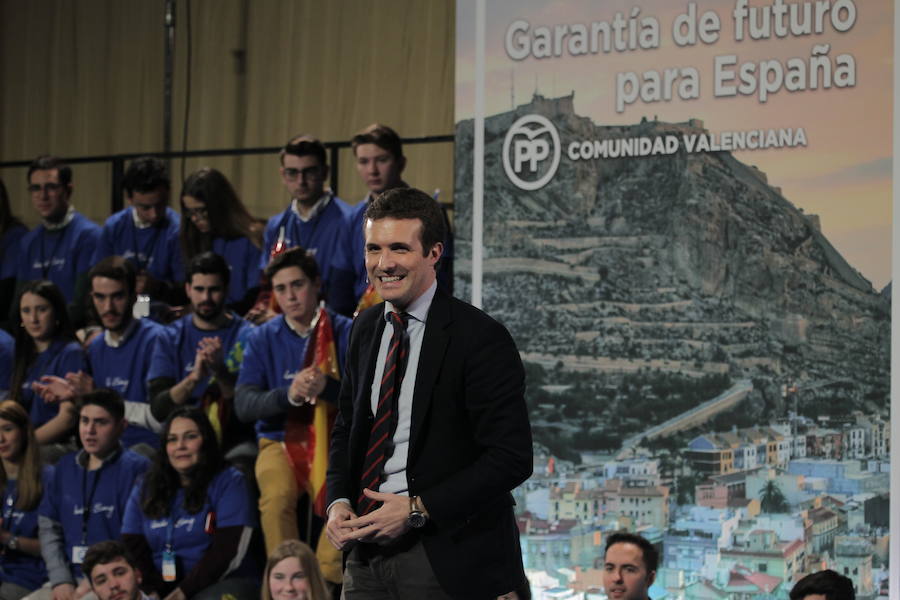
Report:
147,252,251,427
83,541,149,600
32,257,164,450
261,134,356,316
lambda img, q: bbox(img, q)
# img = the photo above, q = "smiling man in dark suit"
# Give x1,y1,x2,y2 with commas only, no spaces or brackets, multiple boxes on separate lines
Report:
325,188,532,599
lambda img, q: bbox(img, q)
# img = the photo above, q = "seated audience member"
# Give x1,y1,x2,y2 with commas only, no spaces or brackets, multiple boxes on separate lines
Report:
147,252,252,444
37,389,150,600
261,539,329,600
235,248,351,560
789,569,855,600
180,167,264,317
0,329,13,400
0,177,28,327
262,135,355,316
349,124,454,306
92,157,181,312
11,281,84,446
0,401,52,600
82,541,148,600
602,532,658,600
122,407,258,600
15,156,101,327
34,258,164,451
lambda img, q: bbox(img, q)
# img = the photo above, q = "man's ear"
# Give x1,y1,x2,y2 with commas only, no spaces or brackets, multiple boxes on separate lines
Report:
398,156,407,175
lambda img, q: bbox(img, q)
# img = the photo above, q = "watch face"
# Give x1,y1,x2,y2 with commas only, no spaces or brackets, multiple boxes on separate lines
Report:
408,511,427,529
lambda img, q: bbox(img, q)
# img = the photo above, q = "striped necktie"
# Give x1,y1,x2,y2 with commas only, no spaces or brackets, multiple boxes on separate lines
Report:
358,311,410,514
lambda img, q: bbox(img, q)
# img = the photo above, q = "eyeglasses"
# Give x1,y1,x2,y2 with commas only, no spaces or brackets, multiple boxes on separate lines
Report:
283,166,323,181
184,206,209,219
28,183,63,194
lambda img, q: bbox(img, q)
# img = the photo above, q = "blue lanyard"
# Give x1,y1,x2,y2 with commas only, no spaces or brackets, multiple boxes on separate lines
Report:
80,455,111,544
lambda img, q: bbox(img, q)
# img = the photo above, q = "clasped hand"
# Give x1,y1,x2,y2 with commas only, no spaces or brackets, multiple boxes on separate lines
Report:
326,489,410,550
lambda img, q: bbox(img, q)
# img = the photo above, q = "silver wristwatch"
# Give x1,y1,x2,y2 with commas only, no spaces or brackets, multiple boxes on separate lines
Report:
407,496,427,529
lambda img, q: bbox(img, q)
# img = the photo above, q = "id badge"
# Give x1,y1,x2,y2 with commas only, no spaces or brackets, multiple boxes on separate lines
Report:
162,550,177,582
72,545,88,564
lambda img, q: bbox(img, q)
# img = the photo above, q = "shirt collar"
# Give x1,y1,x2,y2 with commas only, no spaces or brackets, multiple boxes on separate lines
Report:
103,317,140,348
384,279,437,325
131,206,157,229
42,205,75,231
76,444,123,469
283,303,322,338
291,191,332,222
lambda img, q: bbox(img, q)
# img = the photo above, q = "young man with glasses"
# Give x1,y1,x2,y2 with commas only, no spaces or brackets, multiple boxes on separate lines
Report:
261,135,356,316
14,155,101,326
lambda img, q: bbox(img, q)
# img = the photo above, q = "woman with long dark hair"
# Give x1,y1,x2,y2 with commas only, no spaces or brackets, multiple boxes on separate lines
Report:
0,401,50,599
260,540,328,600
0,178,28,326
121,407,258,600
10,280,84,445
179,167,264,315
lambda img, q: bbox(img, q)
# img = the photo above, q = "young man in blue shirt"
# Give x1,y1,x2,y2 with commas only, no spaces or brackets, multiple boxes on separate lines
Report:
37,389,150,600
261,135,356,316
14,156,101,327
33,257,165,451
92,157,182,314
148,253,252,449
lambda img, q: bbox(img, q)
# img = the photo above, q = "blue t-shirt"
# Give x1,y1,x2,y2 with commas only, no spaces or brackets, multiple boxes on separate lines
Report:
261,197,356,315
39,448,150,580
236,312,351,440
0,466,53,590
211,236,262,306
0,223,28,280
87,319,165,448
15,212,101,302
0,329,13,399
92,207,182,285
121,467,255,581
147,313,251,401
23,340,87,428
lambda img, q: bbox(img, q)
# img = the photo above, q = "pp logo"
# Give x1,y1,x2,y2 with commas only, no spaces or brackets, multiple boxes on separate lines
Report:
502,114,561,191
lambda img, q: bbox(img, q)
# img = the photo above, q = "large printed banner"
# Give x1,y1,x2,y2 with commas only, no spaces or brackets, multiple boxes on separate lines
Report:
455,1,892,597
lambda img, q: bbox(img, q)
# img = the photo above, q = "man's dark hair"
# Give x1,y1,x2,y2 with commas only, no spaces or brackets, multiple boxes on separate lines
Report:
185,251,230,288
27,155,72,187
604,531,658,573
122,156,170,197
78,388,126,423
264,246,320,283
83,540,138,583
789,570,855,600
89,256,137,297
351,123,404,161
364,187,446,260
280,134,327,167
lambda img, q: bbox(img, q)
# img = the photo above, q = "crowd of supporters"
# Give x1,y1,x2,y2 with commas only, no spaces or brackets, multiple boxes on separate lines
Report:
0,125,450,600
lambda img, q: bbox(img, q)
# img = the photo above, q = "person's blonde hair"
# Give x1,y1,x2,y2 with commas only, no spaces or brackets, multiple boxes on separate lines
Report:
261,539,329,600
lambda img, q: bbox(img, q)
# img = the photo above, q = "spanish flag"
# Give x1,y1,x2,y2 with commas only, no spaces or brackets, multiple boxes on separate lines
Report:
354,283,383,318
282,305,340,517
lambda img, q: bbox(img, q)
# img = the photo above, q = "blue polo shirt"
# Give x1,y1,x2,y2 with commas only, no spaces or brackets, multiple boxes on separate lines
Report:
121,467,255,581
211,236,262,306
0,223,28,280
16,212,101,302
23,340,87,429
0,466,53,591
39,448,150,580
87,318,165,448
92,207,182,284
147,313,251,401
236,312,351,440
261,196,356,315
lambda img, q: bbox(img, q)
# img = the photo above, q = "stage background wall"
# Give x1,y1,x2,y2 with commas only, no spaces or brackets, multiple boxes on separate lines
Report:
0,0,456,225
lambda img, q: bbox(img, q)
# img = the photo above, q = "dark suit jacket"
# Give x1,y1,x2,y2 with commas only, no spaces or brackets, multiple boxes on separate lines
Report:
326,289,532,599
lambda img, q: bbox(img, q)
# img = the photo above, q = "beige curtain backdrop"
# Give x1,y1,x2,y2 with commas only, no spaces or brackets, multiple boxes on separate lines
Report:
0,0,455,227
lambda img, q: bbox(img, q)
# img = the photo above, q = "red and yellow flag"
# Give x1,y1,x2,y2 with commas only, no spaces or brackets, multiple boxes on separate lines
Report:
282,306,340,517
354,283,382,318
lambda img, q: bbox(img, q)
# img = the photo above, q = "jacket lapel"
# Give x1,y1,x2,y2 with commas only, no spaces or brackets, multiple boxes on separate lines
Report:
408,290,452,459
